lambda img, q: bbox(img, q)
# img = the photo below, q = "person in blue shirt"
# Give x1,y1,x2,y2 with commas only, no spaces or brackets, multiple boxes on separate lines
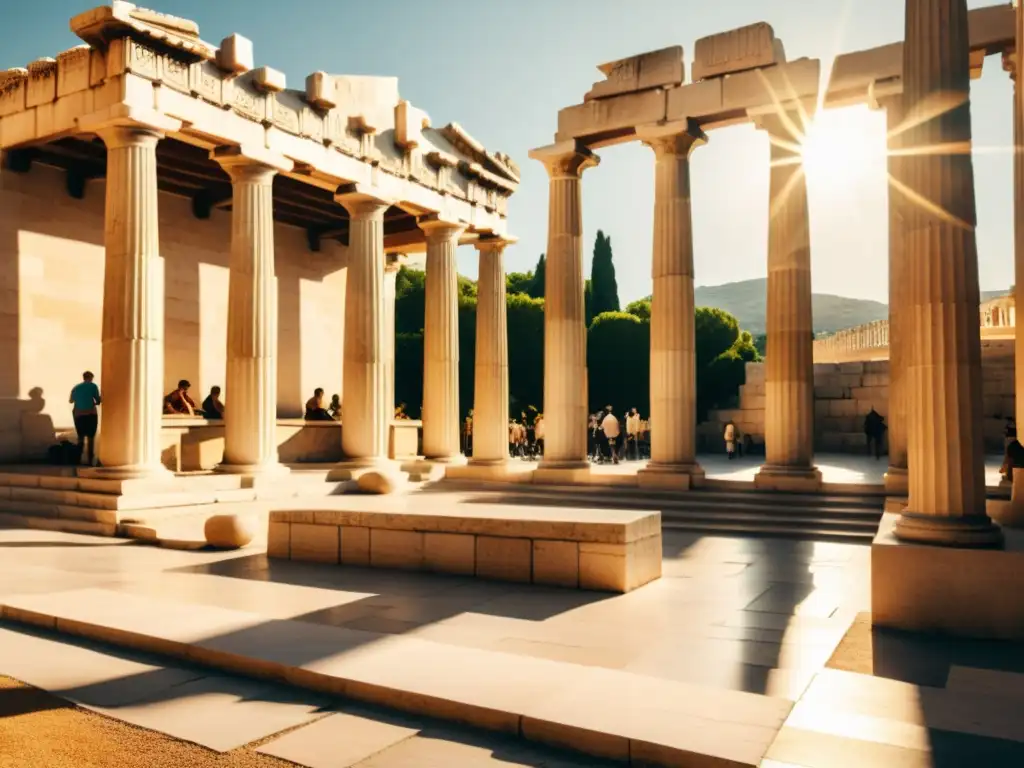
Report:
69,371,102,466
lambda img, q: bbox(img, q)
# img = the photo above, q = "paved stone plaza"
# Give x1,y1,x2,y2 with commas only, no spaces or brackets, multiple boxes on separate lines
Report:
2,524,1024,766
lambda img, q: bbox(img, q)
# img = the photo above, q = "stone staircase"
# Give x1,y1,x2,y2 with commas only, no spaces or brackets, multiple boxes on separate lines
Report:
0,465,355,537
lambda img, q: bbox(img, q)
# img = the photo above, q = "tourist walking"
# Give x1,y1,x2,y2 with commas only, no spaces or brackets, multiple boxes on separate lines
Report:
864,407,887,460
724,420,736,459
69,371,101,466
601,406,621,465
625,408,641,460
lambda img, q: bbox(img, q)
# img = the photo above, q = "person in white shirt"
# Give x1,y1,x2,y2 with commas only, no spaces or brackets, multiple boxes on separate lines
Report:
534,414,545,458
601,406,621,465
724,421,736,459
625,408,641,461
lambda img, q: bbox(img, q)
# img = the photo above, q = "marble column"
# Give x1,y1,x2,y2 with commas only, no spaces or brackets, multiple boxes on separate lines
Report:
336,189,391,467
419,215,467,463
880,96,909,495
213,148,291,474
754,111,821,490
384,253,404,425
528,141,599,474
470,238,511,465
93,122,174,478
636,121,706,489
894,0,1001,546
1010,48,1024,434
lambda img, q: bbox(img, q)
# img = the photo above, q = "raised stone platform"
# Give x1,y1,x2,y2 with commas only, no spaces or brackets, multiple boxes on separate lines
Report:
268,503,662,593
872,512,1024,640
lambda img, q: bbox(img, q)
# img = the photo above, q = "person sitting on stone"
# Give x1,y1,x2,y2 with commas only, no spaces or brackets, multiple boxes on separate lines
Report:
164,379,198,416
1000,438,1024,483
328,394,342,420
201,386,225,420
304,388,333,421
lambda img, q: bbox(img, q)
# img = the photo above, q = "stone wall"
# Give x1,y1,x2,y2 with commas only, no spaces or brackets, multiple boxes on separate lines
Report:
700,339,1015,454
0,163,348,462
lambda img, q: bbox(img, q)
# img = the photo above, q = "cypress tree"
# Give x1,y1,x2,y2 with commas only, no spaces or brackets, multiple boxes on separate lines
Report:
590,230,620,316
528,253,546,299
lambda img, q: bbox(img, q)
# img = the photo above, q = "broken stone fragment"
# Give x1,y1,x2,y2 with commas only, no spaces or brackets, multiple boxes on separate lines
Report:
692,22,786,82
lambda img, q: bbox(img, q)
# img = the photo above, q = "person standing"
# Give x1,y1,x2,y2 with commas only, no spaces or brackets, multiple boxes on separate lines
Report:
534,413,545,459
69,371,101,466
601,406,621,465
864,407,887,460
724,420,736,460
625,407,641,461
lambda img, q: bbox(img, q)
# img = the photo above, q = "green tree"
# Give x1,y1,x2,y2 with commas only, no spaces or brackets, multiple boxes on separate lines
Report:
584,279,594,326
506,271,534,295
528,254,546,299
590,230,620,317
506,293,545,414
625,299,651,322
694,307,742,418
394,331,424,418
695,306,739,370
587,311,650,414
752,333,767,358
458,291,477,418
394,266,426,335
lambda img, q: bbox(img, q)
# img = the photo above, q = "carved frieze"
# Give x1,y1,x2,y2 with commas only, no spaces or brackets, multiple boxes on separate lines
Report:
300,107,324,143
326,110,361,156
160,55,191,94
189,60,223,105
223,74,266,122
271,92,301,135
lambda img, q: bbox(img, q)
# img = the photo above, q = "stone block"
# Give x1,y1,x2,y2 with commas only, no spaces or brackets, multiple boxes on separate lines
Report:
839,374,863,388
579,535,661,593
839,362,865,374
556,89,667,142
692,22,785,82
829,400,857,417
56,46,91,98
664,78,724,122
423,532,475,575
532,540,580,588
475,536,532,582
216,34,253,74
370,529,424,570
0,70,28,117
585,46,684,101
290,523,339,564
814,386,846,400
267,522,290,559
723,58,819,114
394,99,430,149
252,66,286,93
741,394,765,410
340,526,370,566
862,373,888,387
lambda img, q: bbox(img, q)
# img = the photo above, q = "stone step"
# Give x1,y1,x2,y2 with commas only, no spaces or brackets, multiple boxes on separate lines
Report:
0,589,794,768
0,511,116,537
661,519,875,542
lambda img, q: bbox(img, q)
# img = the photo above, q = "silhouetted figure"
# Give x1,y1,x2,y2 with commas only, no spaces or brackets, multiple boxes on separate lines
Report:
328,394,342,420
1002,439,1024,483
305,388,333,421
1005,417,1017,448
69,371,101,466
164,380,198,415
864,408,887,460
202,386,224,420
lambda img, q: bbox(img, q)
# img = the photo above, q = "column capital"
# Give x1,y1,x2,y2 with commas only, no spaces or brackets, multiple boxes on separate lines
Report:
636,119,707,158
335,182,393,220
528,140,600,179
752,105,815,141
1003,50,1017,80
80,105,182,149
211,145,293,182
475,234,517,255
417,213,467,243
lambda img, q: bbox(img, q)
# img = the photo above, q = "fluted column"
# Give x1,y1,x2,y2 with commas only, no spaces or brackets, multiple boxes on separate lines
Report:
880,96,909,495
419,215,467,462
471,238,512,464
92,122,176,478
1010,46,1024,434
755,110,821,490
213,147,291,474
384,253,404,425
529,141,599,473
636,121,706,489
336,189,391,466
894,0,1000,546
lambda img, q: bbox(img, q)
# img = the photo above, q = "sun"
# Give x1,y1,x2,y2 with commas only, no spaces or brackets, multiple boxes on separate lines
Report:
799,105,887,186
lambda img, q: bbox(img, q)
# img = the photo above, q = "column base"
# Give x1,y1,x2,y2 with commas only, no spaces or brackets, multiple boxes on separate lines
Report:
446,461,534,483
79,464,172,482
893,511,1004,548
215,462,290,478
637,462,705,491
421,453,468,466
533,462,591,485
884,466,908,495
753,464,822,492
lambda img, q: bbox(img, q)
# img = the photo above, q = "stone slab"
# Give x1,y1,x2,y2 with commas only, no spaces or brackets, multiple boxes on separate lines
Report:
257,709,418,767
555,88,667,143
754,468,823,493
692,22,786,82
585,46,684,101
0,587,793,767
871,513,1024,640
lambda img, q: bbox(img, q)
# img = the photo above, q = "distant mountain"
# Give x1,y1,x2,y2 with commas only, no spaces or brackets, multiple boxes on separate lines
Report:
691,278,888,336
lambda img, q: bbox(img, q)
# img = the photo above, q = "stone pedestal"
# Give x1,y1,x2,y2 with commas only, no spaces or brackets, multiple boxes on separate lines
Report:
894,0,1001,547
754,112,820,491
213,147,292,476
529,141,599,479
419,215,467,464
92,120,179,479
335,190,392,471
636,121,706,491
880,96,909,497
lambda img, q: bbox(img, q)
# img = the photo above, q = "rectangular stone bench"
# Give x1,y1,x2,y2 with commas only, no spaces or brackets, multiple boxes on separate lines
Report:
268,503,662,593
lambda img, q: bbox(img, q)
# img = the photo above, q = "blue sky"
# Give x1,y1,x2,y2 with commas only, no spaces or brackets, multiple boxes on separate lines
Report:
3,0,1015,303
